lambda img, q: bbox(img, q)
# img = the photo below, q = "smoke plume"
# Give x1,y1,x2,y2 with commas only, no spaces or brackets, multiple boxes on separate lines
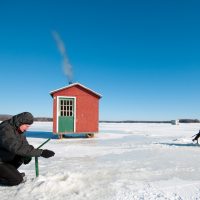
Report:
52,31,73,84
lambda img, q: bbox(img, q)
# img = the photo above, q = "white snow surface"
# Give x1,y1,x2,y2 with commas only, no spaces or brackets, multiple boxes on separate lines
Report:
1,122,200,200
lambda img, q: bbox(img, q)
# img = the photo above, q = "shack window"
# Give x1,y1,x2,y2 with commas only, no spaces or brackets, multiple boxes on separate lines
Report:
60,99,74,117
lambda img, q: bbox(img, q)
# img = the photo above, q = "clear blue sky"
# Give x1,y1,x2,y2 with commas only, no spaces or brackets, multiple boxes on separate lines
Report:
0,0,200,120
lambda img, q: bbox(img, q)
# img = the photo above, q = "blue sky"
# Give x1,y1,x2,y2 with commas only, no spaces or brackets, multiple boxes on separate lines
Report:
0,0,200,120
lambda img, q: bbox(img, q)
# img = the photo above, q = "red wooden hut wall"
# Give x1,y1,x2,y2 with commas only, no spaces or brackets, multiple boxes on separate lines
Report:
50,83,101,134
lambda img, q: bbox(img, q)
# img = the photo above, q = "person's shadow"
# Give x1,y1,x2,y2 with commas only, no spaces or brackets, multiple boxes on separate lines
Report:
25,131,57,139
25,131,88,139
157,142,199,147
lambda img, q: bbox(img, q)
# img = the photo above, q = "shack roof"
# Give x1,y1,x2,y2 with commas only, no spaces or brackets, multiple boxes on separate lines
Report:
50,82,102,98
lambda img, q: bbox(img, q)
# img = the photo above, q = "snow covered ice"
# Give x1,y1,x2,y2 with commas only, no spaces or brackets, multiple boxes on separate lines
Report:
1,122,200,200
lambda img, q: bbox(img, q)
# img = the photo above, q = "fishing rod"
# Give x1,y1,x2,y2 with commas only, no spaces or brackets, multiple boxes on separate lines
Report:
35,138,51,177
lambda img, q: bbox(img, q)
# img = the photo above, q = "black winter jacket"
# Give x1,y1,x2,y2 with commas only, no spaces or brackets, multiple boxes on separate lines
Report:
0,112,42,162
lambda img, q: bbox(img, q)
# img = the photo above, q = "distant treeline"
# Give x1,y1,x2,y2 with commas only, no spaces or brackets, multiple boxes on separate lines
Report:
100,120,171,123
0,114,199,123
100,119,200,123
179,119,200,123
34,117,53,122
0,114,52,122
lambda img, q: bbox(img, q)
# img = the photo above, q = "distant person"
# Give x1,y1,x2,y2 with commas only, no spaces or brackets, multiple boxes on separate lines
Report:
192,130,200,144
0,112,55,186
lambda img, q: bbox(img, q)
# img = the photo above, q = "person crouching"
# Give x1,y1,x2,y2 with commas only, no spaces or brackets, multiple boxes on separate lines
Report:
0,112,55,186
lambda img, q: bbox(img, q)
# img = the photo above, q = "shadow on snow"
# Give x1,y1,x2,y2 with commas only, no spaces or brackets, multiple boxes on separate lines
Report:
157,142,199,147
25,131,57,139
25,131,89,139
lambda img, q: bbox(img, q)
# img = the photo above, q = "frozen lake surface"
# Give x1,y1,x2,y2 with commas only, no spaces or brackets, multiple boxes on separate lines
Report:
1,122,200,200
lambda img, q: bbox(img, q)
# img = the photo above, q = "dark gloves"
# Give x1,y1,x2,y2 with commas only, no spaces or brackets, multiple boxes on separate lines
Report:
41,149,55,158
23,156,32,165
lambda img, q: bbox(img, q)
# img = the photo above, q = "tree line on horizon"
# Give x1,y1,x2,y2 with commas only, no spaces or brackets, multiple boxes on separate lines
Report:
0,114,52,122
0,114,199,123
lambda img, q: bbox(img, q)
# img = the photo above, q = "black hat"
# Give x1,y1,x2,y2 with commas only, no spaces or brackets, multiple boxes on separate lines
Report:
11,112,34,128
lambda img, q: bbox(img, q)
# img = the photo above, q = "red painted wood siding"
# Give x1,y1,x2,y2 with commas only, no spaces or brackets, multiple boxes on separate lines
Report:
52,85,100,133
